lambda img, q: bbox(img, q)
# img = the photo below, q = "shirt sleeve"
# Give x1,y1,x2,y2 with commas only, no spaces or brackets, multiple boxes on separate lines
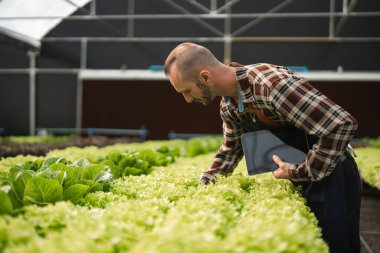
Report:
270,76,358,181
200,101,245,183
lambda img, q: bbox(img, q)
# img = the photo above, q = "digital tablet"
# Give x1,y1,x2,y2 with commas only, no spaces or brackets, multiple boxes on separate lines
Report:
241,130,306,175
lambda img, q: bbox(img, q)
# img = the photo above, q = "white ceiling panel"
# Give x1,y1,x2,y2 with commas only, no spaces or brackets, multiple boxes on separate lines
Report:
0,0,91,47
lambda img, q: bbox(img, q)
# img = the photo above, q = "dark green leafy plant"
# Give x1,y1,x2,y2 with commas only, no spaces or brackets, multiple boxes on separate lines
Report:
0,157,113,214
184,136,221,157
362,137,380,149
102,148,177,178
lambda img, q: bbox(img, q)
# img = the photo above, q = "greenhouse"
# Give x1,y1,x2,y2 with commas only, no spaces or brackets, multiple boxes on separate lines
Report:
1,0,380,252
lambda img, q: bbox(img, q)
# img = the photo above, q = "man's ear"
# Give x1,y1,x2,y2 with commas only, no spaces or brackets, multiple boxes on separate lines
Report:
199,70,211,83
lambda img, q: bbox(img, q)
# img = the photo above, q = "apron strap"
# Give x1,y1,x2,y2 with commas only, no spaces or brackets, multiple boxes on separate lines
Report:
245,107,281,127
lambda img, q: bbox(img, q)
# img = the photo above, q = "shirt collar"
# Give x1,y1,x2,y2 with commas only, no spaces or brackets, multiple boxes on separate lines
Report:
224,64,254,112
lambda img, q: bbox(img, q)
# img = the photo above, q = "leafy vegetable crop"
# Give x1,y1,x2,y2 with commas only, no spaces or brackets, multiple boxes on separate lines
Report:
0,157,113,214
4,135,73,144
0,137,222,214
0,154,328,253
362,137,380,149
355,148,380,189
101,148,178,178
0,137,329,252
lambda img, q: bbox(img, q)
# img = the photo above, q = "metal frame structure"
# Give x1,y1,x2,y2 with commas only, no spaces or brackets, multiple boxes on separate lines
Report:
1,0,380,135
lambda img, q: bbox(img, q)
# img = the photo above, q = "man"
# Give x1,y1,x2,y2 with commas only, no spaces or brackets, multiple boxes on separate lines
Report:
164,42,361,253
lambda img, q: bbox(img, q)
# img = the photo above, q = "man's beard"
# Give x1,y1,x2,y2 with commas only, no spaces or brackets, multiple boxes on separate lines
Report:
194,79,213,105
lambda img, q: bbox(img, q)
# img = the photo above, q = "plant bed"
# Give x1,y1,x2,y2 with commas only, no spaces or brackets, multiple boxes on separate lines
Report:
0,136,139,158
355,148,380,192
361,180,380,197
0,153,327,253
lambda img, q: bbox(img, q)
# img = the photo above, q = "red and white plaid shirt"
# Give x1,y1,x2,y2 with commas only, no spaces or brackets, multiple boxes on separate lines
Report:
201,63,358,182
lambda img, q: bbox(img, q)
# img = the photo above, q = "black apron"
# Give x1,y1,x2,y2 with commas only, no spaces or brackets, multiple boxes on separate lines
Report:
239,113,362,253
239,113,323,200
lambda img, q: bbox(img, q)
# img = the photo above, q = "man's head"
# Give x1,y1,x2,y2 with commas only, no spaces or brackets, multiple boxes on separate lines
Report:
164,42,221,105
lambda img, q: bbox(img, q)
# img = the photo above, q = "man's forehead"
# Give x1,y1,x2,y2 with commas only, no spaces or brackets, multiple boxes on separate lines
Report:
168,64,184,91
169,64,180,81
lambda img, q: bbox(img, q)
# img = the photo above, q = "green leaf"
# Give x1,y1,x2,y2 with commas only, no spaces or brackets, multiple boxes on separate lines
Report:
119,155,137,168
78,179,103,193
31,159,44,171
135,159,150,171
13,160,43,171
9,170,34,208
9,165,23,178
137,150,157,165
157,145,180,157
64,168,83,190
107,152,123,164
95,170,113,183
39,157,68,171
0,171,9,185
48,163,71,172
122,167,142,176
0,191,13,214
73,159,92,168
81,165,105,181
48,164,82,190
36,170,67,186
63,184,89,203
185,139,205,157
23,177,63,206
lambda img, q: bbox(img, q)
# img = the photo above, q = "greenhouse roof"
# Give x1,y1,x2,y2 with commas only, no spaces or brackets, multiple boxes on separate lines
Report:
0,0,91,48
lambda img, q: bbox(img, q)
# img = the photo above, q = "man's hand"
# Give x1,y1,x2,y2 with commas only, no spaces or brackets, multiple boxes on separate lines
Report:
199,172,215,185
272,155,292,180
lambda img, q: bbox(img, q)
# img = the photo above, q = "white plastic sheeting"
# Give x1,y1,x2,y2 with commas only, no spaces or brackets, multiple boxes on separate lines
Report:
0,0,91,48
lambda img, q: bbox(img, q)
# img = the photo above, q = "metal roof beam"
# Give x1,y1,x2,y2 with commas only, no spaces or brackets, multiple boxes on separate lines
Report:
335,0,361,36
232,0,296,36
37,36,380,43
162,0,224,36
1,12,379,20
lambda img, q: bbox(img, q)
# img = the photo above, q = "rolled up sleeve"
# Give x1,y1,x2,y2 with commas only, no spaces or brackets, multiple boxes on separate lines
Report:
201,101,245,182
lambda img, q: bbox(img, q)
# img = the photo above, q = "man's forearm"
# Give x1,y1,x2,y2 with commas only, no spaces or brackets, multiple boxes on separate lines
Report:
200,148,244,184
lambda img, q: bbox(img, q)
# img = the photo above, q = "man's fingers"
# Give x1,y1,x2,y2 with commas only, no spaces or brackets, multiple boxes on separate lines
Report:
272,168,282,178
273,167,289,179
272,155,283,166
272,157,292,180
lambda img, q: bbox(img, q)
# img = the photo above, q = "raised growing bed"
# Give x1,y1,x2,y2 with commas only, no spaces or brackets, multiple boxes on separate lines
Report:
0,137,327,253
0,136,139,158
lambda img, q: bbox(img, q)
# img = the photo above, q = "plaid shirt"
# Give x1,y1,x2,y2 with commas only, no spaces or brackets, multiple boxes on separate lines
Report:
201,63,358,182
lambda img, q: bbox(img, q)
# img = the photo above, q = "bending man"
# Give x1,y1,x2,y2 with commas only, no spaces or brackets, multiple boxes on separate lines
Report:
164,42,361,253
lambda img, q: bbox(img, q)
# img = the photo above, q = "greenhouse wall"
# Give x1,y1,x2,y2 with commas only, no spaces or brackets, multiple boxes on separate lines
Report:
0,0,379,137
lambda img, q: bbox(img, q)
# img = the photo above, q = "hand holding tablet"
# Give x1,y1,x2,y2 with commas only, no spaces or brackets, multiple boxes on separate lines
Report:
241,130,306,176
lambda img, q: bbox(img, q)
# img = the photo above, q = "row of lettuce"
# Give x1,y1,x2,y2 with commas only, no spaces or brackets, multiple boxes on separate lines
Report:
0,135,137,158
361,136,380,149
355,136,380,190
4,135,377,147
355,148,380,190
0,139,328,253
2,134,380,190
1,136,379,216
0,136,378,252
0,137,221,215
